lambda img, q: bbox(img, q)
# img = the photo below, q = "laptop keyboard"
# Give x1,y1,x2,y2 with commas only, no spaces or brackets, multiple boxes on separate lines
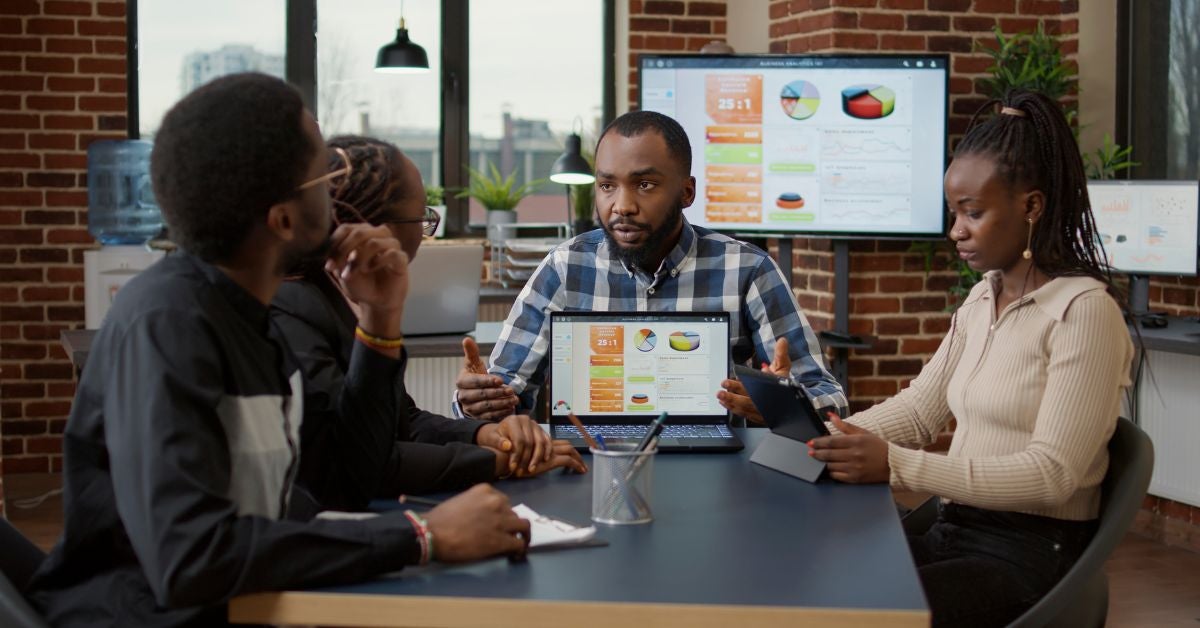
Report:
555,424,734,439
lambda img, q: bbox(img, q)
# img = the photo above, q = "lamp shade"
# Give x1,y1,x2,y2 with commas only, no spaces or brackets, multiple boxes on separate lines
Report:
375,25,429,74
549,133,595,185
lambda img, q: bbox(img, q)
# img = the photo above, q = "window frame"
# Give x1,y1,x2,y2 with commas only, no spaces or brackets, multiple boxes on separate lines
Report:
126,0,616,237
1117,0,1199,180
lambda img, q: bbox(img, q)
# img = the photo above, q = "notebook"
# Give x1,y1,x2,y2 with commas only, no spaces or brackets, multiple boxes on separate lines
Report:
401,243,484,336
548,311,742,452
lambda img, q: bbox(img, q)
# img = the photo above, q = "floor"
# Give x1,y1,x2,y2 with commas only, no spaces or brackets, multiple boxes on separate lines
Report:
6,475,1200,626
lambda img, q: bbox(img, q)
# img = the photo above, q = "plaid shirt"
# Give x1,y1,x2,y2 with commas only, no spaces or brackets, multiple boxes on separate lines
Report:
488,219,847,414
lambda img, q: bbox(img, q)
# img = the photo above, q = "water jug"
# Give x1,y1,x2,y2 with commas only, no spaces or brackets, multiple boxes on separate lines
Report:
87,140,162,245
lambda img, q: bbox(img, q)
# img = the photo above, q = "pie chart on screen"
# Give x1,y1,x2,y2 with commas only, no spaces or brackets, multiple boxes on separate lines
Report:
634,329,657,352
780,80,821,120
668,331,701,352
841,84,896,119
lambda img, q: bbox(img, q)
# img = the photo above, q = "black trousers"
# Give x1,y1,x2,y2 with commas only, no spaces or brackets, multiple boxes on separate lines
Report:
908,502,1097,628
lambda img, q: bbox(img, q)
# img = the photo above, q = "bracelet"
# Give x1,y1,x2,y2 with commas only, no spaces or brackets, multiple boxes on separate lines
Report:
355,326,404,350
403,509,435,565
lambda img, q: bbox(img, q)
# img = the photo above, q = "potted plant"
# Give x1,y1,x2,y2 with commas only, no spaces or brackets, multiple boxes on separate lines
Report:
570,182,596,235
570,142,597,235
455,161,543,242
424,184,446,238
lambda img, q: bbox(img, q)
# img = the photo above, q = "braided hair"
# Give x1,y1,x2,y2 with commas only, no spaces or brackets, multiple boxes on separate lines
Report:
955,89,1118,299
325,135,410,225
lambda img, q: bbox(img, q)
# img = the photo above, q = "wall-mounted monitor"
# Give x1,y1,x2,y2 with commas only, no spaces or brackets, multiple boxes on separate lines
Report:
1088,180,1200,276
639,54,949,239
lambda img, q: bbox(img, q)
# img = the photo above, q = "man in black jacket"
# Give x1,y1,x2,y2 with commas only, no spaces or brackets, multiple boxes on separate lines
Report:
27,73,529,627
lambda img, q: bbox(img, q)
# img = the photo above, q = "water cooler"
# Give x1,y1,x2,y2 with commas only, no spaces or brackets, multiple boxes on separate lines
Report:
84,140,165,329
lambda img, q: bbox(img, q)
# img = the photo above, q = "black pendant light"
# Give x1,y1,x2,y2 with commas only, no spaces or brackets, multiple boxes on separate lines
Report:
375,1,429,74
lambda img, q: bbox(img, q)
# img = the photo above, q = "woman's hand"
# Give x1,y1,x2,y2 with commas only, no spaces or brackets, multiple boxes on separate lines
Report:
808,412,891,484
488,440,587,478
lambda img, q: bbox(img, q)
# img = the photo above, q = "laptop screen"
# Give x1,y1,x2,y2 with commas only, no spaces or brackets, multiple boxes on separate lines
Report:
549,311,731,423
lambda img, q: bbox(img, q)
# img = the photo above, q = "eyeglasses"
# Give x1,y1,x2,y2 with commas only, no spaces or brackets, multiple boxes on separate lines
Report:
383,206,442,237
296,147,351,192
332,198,441,238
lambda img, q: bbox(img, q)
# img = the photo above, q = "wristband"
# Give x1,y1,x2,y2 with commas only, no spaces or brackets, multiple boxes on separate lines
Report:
355,326,404,350
403,509,434,565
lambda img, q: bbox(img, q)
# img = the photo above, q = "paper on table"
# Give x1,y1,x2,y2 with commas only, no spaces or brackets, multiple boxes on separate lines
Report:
511,503,596,548
316,505,598,549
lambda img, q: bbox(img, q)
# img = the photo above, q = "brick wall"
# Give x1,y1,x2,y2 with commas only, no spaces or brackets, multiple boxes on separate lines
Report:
1147,275,1200,317
0,0,127,482
627,0,729,109
766,0,1079,410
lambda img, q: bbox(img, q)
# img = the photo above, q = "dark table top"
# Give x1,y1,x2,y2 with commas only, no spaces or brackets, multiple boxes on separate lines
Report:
229,429,929,627
1132,315,1200,356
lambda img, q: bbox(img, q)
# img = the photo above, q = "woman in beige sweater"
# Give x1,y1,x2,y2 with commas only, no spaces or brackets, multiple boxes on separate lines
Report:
809,90,1133,627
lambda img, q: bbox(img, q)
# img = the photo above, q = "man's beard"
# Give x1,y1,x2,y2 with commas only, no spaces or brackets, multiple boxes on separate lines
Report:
601,201,683,271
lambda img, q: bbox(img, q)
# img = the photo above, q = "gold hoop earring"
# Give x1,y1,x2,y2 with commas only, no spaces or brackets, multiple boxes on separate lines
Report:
1022,218,1033,260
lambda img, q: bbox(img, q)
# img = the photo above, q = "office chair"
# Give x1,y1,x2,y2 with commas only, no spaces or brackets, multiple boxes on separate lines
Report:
900,418,1154,628
1009,417,1154,628
0,517,50,628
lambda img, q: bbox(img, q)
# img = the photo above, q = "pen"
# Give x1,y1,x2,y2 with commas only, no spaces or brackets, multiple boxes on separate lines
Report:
567,412,601,450
594,434,609,451
633,412,668,452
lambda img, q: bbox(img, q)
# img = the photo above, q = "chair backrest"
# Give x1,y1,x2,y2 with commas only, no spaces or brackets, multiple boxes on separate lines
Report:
0,517,44,591
0,517,49,628
1010,417,1155,628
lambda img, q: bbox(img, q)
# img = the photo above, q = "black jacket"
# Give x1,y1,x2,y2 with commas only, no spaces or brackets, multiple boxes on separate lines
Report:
270,269,496,500
28,253,421,627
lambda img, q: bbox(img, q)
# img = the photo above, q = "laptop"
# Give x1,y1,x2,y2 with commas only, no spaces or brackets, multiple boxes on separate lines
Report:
401,243,484,336
548,311,743,452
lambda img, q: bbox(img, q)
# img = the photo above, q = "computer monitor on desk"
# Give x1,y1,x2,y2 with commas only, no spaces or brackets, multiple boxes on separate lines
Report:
1088,180,1199,315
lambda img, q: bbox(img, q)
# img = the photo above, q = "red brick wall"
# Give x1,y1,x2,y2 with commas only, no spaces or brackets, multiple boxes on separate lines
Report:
1147,275,1200,317
0,0,127,480
627,0,728,109
766,0,1080,410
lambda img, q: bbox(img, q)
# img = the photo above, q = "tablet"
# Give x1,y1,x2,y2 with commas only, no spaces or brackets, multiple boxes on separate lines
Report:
733,365,831,443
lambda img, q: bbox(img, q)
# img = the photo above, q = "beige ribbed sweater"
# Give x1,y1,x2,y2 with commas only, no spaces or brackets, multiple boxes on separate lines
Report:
848,272,1133,521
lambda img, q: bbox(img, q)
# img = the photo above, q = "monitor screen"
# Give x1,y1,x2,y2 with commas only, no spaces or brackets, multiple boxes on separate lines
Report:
1088,180,1199,276
639,54,949,238
549,312,730,418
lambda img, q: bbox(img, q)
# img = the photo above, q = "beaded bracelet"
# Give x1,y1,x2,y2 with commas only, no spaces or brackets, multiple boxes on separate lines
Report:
355,326,404,350
403,509,434,565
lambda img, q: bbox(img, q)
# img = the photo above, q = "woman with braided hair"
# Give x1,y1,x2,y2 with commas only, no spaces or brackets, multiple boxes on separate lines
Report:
272,135,585,508
804,90,1134,626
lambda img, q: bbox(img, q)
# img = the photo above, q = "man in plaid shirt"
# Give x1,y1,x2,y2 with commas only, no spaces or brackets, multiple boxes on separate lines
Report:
455,111,845,427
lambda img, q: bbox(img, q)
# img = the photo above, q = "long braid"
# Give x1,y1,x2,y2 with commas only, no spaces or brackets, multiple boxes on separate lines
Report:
955,89,1123,304
326,135,405,225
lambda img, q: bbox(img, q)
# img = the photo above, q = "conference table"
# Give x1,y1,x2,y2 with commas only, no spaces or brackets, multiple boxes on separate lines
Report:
228,429,929,627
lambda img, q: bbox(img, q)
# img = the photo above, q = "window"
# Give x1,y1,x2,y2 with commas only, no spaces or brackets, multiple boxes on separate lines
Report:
1123,0,1200,179
316,0,443,184
130,0,614,234
135,1,287,137
466,0,605,225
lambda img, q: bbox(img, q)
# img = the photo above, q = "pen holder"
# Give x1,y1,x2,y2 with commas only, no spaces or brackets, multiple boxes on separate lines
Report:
590,445,655,525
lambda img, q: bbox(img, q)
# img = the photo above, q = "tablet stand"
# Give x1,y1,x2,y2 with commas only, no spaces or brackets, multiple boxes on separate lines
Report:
750,431,826,483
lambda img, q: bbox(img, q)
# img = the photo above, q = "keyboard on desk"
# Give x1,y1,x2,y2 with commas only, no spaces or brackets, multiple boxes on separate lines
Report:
553,422,744,452
554,424,734,440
